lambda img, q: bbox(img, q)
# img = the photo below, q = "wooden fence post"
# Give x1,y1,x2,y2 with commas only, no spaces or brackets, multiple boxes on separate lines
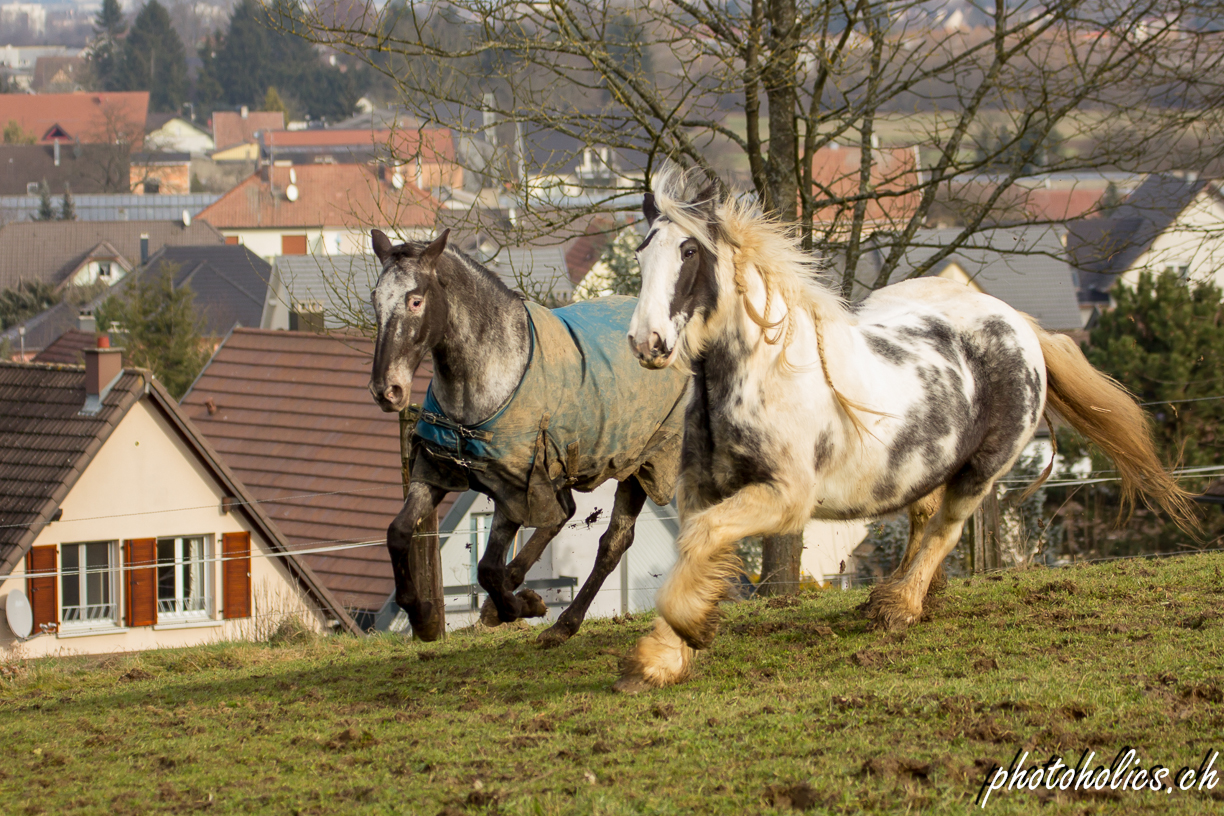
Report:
400,406,444,639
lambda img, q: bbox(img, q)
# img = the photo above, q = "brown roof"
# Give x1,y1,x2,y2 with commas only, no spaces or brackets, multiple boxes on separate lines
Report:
0,91,148,146
264,127,455,161
0,358,359,633
32,329,97,365
0,143,129,195
565,230,614,284
0,220,225,291
196,164,439,231
179,328,452,612
811,146,922,227
211,110,284,152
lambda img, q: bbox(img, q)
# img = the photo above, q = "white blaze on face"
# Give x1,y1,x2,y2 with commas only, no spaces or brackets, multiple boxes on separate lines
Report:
628,219,688,361
373,266,418,331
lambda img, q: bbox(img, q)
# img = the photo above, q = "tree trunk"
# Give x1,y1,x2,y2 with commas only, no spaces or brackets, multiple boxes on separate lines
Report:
401,407,444,638
758,532,803,596
762,0,799,217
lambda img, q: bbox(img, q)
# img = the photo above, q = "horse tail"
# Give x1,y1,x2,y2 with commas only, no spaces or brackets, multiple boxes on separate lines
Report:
1029,319,1199,533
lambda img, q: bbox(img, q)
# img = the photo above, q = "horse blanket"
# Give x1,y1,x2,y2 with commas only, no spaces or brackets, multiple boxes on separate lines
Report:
412,296,689,526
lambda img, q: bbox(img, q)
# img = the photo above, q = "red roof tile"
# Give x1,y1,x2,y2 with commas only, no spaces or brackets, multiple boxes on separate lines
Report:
0,92,149,146
32,329,97,365
265,127,454,161
212,110,284,152
195,164,440,231
811,146,922,226
180,328,451,611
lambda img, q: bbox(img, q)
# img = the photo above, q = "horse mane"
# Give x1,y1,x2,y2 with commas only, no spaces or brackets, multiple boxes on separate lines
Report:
651,166,872,434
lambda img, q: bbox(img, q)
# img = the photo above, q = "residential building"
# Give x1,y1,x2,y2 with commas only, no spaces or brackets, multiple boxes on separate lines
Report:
261,253,380,332
260,128,459,191
0,192,220,223
31,55,84,93
31,327,96,365
1,305,100,362
139,245,273,336
849,225,1084,331
0,91,149,146
0,143,130,196
130,152,192,195
0,219,224,291
145,114,214,155
211,109,284,153
0,348,359,658
195,163,438,260
1067,174,1224,307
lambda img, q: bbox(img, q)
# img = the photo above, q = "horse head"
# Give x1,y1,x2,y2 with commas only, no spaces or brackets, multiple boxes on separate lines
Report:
627,170,722,369
369,228,451,412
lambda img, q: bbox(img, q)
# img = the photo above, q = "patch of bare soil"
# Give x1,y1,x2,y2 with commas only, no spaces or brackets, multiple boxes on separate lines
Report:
763,781,822,810
860,756,934,783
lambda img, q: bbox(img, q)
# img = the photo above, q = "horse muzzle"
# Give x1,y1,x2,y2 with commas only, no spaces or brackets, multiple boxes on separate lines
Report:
369,380,408,413
628,331,675,369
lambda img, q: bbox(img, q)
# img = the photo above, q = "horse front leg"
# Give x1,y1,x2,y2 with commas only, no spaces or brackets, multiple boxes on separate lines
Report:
897,486,947,596
615,482,805,693
478,523,563,628
538,477,649,649
476,507,547,624
387,480,447,640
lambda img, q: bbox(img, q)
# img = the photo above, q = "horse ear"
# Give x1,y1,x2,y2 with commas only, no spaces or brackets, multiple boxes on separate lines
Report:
421,229,450,267
642,193,660,225
371,229,392,262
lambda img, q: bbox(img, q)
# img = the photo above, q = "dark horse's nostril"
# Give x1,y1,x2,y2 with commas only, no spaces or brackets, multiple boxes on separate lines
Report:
384,385,403,404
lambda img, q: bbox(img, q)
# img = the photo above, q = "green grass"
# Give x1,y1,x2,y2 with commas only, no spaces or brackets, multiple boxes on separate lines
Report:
3,555,1224,815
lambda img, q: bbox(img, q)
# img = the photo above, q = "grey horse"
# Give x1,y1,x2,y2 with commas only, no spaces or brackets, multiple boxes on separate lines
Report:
368,229,688,647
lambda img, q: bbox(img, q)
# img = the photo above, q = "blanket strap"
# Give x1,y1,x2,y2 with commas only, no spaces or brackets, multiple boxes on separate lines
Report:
418,410,494,443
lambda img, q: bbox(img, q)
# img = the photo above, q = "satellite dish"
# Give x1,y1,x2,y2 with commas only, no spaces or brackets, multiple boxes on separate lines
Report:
181,209,191,227
289,168,297,185
391,173,405,191
6,589,33,639
285,184,299,202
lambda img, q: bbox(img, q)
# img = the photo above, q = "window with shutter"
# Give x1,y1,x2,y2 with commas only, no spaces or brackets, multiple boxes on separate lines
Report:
26,545,58,634
222,532,251,619
124,539,157,627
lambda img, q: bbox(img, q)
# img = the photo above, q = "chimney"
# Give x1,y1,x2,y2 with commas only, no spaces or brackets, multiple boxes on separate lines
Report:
81,336,123,416
77,310,96,333
140,233,149,264
240,105,249,119
53,140,60,167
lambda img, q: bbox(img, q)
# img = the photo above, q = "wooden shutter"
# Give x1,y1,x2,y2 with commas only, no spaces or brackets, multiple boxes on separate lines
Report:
224,235,239,246
26,545,57,632
124,538,157,627
222,532,251,619
281,235,308,255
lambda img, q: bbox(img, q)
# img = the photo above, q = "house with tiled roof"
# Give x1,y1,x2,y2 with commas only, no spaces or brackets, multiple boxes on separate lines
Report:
210,109,284,153
179,328,449,625
138,245,273,336
195,163,439,260
32,328,96,365
259,128,459,189
0,345,359,657
1067,174,1224,309
0,219,225,292
849,226,1084,331
810,145,922,231
145,114,214,154
0,143,130,196
0,91,148,146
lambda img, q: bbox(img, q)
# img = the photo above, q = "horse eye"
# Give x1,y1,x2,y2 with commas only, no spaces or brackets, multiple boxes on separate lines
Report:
408,296,423,310
683,248,696,259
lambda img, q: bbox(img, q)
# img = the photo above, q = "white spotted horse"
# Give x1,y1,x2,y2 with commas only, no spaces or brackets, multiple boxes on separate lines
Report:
614,168,1197,692
369,229,688,647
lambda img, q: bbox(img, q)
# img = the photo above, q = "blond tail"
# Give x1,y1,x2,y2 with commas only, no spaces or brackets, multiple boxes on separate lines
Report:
1030,321,1199,533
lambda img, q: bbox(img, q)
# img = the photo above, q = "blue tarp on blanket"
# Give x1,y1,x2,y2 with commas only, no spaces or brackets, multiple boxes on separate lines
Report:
413,296,689,526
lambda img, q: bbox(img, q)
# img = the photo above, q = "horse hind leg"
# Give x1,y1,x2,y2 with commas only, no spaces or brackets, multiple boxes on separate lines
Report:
866,481,990,631
478,523,563,627
475,508,535,624
896,486,947,597
538,477,648,649
615,482,807,693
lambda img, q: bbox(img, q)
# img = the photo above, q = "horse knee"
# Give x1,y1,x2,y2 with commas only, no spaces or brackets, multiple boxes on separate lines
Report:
476,563,503,594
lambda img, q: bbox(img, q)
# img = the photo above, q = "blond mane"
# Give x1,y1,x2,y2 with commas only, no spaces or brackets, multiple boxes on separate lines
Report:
650,166,872,434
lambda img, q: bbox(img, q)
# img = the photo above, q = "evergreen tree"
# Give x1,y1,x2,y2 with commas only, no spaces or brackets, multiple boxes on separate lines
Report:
213,0,356,119
193,35,225,120
115,0,189,112
262,86,288,115
89,0,128,92
94,264,211,399
0,280,58,331
34,180,54,221
60,184,76,221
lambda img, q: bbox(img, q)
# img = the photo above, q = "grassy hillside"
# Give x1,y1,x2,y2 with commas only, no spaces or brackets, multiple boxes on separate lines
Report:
3,555,1224,815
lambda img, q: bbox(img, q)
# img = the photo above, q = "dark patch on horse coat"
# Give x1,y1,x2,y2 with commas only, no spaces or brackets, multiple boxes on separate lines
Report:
669,238,720,324
863,331,914,365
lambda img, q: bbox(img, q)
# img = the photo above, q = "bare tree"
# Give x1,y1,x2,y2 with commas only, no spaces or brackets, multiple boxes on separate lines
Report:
287,0,1224,591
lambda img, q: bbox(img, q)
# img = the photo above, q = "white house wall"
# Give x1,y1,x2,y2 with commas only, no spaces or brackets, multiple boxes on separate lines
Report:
1121,189,1224,289
0,399,328,659
222,227,432,263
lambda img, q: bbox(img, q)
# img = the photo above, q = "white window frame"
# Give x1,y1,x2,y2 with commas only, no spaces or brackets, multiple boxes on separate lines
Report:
58,540,120,631
155,535,213,622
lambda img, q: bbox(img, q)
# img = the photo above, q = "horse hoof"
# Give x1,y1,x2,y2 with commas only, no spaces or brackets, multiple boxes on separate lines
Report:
862,583,920,632
478,597,504,628
517,589,548,618
537,622,574,649
611,673,655,695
